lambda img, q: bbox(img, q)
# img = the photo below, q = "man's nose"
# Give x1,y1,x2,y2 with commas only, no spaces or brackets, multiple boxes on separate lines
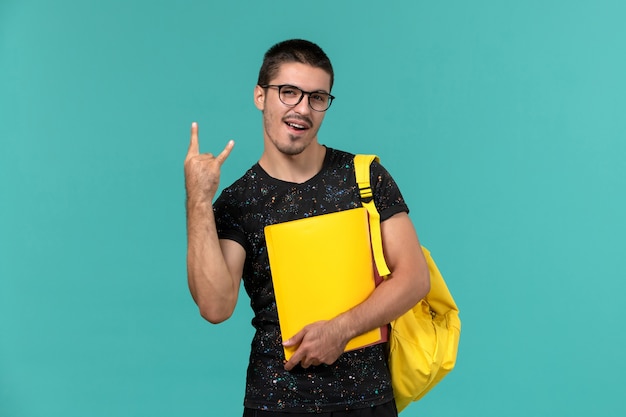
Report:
293,94,312,113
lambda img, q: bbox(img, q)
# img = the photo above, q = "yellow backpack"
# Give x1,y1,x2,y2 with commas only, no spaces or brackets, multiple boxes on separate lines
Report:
354,154,462,413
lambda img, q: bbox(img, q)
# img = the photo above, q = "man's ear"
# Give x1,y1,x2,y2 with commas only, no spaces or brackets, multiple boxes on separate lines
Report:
254,85,265,111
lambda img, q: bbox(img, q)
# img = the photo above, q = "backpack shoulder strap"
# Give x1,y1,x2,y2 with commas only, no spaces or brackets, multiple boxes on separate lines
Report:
354,154,391,278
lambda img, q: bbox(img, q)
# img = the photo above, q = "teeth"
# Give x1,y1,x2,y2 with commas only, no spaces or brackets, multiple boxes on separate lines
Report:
287,122,306,129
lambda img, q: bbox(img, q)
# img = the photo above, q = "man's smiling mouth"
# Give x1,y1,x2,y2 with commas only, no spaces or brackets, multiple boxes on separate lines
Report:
286,122,307,130
283,114,313,131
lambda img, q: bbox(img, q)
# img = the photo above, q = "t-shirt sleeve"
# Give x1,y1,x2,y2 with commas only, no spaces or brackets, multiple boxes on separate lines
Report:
213,188,248,252
369,160,409,222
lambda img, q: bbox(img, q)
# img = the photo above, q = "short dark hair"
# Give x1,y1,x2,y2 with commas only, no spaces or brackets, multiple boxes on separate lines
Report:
257,39,334,90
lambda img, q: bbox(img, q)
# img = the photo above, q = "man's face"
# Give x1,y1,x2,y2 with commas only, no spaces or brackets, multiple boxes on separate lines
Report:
254,62,332,156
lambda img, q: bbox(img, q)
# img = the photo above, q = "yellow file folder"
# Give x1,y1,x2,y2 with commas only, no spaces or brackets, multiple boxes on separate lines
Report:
264,207,384,361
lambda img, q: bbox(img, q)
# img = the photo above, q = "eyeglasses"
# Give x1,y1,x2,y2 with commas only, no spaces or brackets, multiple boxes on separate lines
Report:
260,84,335,112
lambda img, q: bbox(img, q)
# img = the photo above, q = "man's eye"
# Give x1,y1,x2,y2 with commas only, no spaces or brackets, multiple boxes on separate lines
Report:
282,88,299,96
311,94,326,102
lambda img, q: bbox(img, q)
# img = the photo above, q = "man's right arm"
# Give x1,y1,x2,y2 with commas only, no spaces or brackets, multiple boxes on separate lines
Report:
184,122,243,324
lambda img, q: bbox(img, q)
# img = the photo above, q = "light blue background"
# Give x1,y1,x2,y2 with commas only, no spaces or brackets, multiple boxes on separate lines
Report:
1,1,625,416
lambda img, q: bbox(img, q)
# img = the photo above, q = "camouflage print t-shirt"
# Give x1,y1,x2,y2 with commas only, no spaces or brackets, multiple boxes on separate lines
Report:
213,147,408,413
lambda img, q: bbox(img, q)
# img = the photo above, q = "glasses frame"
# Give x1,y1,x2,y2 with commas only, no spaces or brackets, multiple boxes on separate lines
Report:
260,84,335,112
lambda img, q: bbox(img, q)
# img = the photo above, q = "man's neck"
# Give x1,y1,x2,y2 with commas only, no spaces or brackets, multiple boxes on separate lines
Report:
259,143,327,184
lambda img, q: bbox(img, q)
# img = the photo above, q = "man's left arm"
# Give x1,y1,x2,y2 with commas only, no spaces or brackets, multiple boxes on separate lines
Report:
283,211,430,370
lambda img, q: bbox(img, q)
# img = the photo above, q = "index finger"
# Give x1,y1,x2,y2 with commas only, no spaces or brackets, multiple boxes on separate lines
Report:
283,330,305,371
284,349,303,371
187,122,199,156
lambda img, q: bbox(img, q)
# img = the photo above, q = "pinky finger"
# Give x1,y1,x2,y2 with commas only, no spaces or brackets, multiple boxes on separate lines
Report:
216,140,235,165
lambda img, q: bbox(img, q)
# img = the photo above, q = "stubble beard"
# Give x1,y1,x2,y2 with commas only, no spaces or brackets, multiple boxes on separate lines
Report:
277,135,308,156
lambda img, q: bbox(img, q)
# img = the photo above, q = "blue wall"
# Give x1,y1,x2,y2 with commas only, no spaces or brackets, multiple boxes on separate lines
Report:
1,1,625,416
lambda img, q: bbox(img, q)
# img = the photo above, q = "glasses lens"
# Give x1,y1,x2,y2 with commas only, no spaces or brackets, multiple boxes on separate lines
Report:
278,86,303,106
308,92,331,111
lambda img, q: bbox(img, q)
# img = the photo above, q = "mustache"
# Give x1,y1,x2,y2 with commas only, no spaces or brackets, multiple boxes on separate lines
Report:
282,113,313,127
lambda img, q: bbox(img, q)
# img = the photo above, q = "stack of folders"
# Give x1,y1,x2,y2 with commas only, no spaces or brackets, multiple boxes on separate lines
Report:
265,207,386,361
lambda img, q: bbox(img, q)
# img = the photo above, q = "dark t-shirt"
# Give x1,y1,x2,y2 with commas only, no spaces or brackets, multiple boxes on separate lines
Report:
213,147,408,412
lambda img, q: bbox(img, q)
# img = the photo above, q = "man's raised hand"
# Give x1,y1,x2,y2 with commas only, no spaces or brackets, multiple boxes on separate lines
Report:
184,122,235,204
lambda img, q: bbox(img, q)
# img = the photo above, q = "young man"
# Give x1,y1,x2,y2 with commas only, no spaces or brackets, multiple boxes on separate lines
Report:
184,39,430,416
